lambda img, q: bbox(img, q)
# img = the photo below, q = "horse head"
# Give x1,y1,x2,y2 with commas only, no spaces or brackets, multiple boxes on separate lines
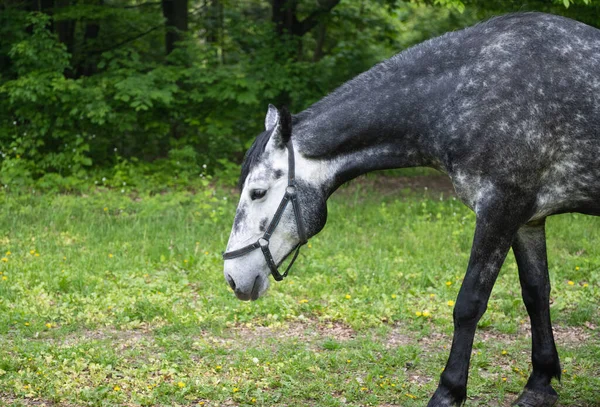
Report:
223,105,329,300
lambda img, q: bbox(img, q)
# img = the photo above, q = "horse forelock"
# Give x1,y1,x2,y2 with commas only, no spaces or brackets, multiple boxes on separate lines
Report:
238,128,273,190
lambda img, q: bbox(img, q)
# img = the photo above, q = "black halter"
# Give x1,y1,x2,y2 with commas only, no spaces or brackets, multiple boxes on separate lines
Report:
222,139,307,281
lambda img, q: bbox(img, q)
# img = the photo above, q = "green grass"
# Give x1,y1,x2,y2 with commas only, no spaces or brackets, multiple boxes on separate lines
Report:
0,182,599,406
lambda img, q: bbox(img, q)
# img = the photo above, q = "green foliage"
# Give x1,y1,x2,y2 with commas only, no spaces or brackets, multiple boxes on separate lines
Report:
1,1,599,190
0,1,477,189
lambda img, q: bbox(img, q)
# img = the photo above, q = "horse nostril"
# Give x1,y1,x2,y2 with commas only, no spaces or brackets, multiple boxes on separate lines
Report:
226,274,236,291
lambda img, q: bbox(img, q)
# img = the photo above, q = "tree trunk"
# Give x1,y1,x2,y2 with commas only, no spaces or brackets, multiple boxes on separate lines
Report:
271,0,340,38
29,0,54,12
76,19,101,77
162,0,188,55
272,0,297,37
206,0,224,63
25,0,54,33
55,0,75,77
270,0,340,106
313,20,327,62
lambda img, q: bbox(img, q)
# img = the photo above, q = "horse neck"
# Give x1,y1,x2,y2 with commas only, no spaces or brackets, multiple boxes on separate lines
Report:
293,70,437,195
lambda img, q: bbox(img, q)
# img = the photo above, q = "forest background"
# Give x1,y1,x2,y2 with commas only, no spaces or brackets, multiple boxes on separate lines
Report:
2,0,600,192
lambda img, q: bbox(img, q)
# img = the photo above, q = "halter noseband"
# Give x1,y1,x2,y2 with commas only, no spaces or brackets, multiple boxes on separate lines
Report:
222,139,307,281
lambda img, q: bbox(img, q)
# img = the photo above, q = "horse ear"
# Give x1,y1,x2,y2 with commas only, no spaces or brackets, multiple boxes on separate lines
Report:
265,105,292,151
265,104,279,131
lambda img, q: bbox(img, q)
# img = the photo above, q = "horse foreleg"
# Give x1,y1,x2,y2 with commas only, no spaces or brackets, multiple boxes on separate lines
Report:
427,200,524,407
512,220,560,407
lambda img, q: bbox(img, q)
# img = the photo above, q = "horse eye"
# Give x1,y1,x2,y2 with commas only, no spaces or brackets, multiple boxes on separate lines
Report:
250,189,267,201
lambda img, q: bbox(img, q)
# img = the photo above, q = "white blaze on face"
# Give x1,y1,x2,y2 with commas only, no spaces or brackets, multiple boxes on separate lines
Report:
224,106,302,300
224,106,343,300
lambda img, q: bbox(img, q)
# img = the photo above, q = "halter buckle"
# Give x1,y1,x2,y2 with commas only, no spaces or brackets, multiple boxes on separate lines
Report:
258,238,269,247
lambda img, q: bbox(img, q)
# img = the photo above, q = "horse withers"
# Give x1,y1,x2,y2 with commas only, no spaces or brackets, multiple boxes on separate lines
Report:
223,12,600,407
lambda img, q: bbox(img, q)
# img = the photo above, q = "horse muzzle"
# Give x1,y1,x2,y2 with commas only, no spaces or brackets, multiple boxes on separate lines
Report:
225,272,265,301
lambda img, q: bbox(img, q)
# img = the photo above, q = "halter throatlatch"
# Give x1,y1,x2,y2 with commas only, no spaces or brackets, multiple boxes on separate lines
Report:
222,139,307,281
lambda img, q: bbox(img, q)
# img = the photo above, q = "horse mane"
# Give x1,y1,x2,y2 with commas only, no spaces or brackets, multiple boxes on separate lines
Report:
238,128,273,190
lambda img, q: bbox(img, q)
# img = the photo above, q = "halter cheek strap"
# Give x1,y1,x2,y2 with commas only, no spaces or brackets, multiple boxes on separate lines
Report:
222,139,307,281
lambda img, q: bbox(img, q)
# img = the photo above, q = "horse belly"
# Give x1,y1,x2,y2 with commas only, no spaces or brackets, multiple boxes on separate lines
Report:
534,162,600,219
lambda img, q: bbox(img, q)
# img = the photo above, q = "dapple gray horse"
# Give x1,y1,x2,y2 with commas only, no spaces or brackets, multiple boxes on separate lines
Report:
223,13,600,406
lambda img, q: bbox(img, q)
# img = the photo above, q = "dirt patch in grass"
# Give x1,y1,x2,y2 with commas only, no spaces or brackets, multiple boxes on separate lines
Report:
385,321,597,352
0,394,73,407
30,325,157,352
384,323,449,349
30,319,596,355
384,326,418,348
229,319,356,344
477,322,595,347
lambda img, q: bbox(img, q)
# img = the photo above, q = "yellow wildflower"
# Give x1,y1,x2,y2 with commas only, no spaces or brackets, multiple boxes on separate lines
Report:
1,257,7,262
415,311,422,317
446,281,452,286
108,253,113,258
405,393,417,399
391,294,397,299
5,251,10,255
45,323,52,329
299,299,308,304
345,294,351,299
501,350,507,355
447,300,455,306
567,280,574,286
30,250,35,255
204,251,209,255
113,385,120,391
251,398,257,403
346,359,352,363
233,387,239,393
2,276,7,280
24,322,29,326
34,253,39,257
575,266,580,271
104,207,108,212
177,381,185,388
430,293,436,298
583,283,589,288
422,310,431,317
502,377,507,382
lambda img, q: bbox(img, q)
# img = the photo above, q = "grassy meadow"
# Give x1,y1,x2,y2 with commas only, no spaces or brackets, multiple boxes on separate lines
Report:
0,175,599,406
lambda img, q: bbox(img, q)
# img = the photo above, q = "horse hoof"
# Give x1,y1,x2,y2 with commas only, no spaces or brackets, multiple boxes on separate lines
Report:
427,389,457,407
512,389,558,407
